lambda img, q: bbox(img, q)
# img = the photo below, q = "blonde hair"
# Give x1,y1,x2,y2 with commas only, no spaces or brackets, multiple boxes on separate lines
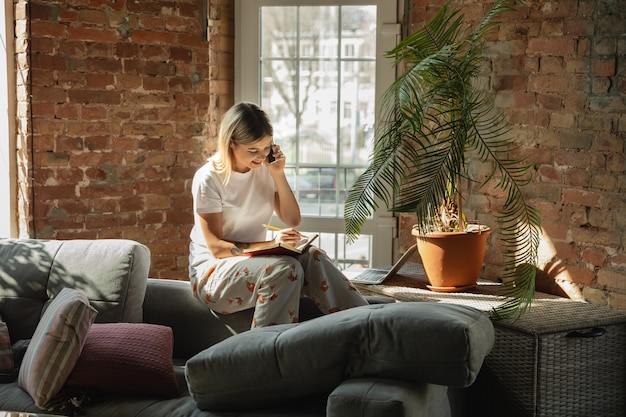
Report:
210,102,274,183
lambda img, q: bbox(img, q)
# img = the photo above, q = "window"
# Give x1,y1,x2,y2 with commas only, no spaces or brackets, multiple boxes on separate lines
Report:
236,0,399,268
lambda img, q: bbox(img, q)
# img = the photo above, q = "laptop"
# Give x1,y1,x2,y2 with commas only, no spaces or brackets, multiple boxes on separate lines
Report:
348,244,418,285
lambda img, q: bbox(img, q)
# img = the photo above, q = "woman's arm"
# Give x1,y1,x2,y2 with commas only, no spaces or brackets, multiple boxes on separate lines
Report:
196,212,302,258
266,145,301,227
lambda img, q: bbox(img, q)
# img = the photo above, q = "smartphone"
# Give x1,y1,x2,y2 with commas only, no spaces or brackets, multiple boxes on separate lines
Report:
267,145,276,163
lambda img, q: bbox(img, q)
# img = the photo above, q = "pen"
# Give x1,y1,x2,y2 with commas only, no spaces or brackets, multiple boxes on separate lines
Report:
263,224,282,231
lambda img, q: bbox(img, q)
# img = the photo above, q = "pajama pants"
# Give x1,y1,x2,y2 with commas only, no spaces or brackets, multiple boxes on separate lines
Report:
189,246,369,328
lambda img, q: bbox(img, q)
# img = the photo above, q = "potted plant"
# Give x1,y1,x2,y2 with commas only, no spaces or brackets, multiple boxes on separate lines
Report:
344,0,541,319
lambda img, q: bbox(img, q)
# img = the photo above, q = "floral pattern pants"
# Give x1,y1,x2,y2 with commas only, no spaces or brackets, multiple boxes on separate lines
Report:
190,246,368,328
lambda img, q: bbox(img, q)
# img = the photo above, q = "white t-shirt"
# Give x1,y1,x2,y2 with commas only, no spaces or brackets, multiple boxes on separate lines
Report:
189,160,276,261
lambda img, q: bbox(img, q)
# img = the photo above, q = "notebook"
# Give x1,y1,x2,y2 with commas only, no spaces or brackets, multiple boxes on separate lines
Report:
348,244,418,285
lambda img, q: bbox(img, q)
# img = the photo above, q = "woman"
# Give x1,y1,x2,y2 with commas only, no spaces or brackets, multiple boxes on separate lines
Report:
189,102,368,328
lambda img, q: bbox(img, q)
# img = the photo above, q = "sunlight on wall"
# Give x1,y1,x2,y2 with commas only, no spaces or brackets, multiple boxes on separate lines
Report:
538,229,584,301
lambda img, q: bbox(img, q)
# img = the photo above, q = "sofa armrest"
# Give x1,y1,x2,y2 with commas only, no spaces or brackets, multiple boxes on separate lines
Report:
142,278,253,360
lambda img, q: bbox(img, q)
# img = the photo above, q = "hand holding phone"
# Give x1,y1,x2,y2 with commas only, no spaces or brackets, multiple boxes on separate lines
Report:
267,144,276,163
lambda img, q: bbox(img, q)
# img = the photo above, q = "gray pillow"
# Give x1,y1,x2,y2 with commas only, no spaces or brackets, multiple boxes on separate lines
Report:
185,302,494,411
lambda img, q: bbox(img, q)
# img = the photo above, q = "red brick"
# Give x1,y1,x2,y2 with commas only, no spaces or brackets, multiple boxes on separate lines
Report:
166,16,200,33
563,168,590,187
611,253,626,269
537,165,561,183
56,105,79,119
91,198,117,213
140,211,166,225
563,206,587,225
56,137,84,152
138,15,164,30
142,45,168,60
554,150,591,168
36,184,76,200
67,26,119,43
556,265,595,285
562,188,601,207
493,74,527,91
68,90,121,105
81,106,108,120
143,77,168,91
582,247,607,267
529,74,569,94
553,241,579,261
571,227,620,246
527,38,576,56
593,57,616,76
542,222,569,240
536,94,562,110
73,57,123,73
115,43,141,58
78,9,108,26
30,3,60,21
169,47,192,63
31,53,67,71
606,153,625,172
30,21,66,38
119,196,144,212
564,20,594,37
597,269,626,290
130,30,176,45
55,167,85,184
559,131,592,150
550,112,575,129
85,73,115,89
591,173,618,191
538,0,578,19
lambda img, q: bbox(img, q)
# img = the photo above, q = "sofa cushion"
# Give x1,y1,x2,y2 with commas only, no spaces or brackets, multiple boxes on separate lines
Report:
17,288,97,408
186,302,494,411
326,378,450,417
66,323,178,398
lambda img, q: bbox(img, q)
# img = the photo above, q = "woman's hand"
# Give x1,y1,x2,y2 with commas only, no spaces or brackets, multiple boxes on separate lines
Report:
274,228,303,247
266,143,286,171
267,142,302,228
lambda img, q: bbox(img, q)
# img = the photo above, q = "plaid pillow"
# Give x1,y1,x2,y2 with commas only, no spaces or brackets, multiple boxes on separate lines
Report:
17,288,97,408
0,317,14,382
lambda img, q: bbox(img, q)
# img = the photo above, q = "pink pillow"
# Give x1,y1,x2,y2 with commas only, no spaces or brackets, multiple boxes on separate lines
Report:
66,323,178,398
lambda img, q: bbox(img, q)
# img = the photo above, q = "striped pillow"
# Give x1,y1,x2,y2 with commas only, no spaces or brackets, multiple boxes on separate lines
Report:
0,316,14,382
17,288,98,408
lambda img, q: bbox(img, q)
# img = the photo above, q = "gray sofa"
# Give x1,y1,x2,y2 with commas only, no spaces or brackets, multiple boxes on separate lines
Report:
0,238,495,417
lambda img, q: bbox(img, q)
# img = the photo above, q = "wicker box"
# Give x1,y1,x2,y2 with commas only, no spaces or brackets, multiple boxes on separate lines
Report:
469,298,626,417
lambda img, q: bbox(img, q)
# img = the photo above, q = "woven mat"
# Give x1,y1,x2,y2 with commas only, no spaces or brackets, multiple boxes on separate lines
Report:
355,262,626,331
354,262,507,312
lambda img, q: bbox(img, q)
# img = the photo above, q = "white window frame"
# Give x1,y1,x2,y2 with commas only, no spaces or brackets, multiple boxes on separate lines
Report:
0,1,16,238
235,0,400,267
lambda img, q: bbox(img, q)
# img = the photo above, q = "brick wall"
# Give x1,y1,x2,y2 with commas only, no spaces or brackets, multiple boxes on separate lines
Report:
399,0,626,310
15,0,234,279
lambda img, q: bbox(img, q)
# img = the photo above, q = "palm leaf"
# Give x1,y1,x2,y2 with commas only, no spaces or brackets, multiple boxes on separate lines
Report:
345,0,539,320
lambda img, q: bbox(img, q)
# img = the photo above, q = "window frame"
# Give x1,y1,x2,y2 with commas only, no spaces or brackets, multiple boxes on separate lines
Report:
0,1,16,238
235,0,401,267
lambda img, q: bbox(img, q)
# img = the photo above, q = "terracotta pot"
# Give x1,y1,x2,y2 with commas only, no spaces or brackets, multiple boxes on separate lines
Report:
412,226,491,292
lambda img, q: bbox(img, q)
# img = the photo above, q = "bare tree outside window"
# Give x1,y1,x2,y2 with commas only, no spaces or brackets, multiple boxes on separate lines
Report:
260,6,377,219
